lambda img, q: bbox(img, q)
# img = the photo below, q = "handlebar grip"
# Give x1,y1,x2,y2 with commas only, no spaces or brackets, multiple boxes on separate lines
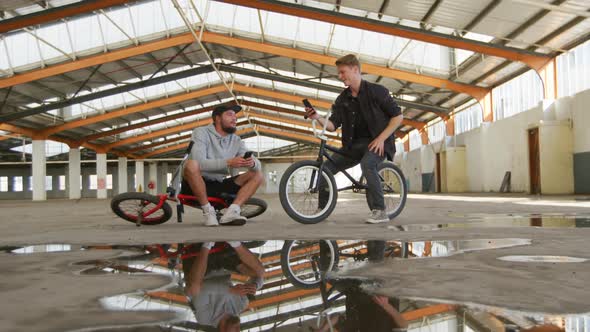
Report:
185,141,194,155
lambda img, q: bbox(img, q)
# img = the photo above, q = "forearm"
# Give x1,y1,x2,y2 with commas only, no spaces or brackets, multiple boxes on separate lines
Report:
377,114,403,140
384,305,408,329
233,245,265,278
316,116,336,132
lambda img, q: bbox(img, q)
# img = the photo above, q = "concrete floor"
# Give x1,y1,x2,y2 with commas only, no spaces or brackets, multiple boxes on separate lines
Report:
1,193,589,331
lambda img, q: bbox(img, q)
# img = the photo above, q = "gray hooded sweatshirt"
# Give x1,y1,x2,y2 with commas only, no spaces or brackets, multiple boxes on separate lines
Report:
188,124,261,182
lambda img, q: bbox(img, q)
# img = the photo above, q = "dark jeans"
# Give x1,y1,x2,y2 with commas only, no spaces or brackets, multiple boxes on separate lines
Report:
319,139,385,211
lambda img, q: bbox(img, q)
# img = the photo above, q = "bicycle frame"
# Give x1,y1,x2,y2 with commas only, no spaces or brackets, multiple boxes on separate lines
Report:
136,192,229,223
315,139,367,192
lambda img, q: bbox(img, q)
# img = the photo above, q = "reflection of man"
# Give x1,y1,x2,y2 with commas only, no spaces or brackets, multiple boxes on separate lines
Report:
316,240,408,332
183,242,265,331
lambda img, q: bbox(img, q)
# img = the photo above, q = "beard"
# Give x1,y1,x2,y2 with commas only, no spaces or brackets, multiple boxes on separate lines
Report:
222,124,236,134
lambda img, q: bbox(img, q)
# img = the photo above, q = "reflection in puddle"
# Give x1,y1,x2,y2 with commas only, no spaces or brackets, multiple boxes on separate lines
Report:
5,239,588,332
446,213,590,228
498,255,588,263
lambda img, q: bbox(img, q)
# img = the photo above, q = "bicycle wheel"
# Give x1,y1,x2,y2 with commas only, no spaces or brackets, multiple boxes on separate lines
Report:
111,192,172,225
279,160,338,224
378,162,407,220
240,197,267,219
280,240,339,289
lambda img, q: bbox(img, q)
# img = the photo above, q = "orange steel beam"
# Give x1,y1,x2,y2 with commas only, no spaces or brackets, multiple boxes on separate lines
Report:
204,32,490,100
141,128,253,158
258,127,341,147
106,116,246,151
250,119,340,141
218,0,552,71
0,34,193,89
40,85,227,137
81,103,227,143
249,288,319,309
105,118,211,150
403,304,457,321
0,0,134,34
238,85,425,129
127,134,192,154
0,30,489,99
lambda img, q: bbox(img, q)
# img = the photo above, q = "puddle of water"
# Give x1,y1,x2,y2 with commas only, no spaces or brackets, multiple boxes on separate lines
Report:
498,255,588,263
4,238,588,332
446,213,590,228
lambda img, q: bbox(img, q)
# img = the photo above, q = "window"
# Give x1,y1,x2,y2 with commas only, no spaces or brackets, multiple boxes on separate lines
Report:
58,176,66,190
45,176,53,191
89,175,97,190
455,103,483,135
166,173,172,185
106,174,113,189
80,175,83,190
557,39,590,97
492,70,543,121
0,176,7,192
427,120,446,144
409,130,422,151
28,176,32,191
13,176,23,192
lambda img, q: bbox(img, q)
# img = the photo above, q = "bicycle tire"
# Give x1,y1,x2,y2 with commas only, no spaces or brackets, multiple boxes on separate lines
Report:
378,162,407,220
280,240,339,289
111,192,172,225
279,160,338,224
240,197,267,219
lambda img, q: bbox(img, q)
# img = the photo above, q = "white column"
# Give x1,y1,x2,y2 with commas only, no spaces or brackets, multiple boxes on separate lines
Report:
135,160,144,192
32,140,46,201
148,162,158,195
96,153,107,199
117,157,128,194
68,148,81,199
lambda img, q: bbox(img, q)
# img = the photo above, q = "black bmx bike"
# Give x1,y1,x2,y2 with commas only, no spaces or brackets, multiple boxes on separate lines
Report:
278,116,408,224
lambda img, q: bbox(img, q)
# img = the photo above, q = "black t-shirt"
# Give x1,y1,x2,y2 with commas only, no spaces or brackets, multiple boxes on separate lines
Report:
349,95,370,140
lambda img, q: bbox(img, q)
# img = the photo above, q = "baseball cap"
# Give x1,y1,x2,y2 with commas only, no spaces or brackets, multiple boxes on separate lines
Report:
212,104,242,118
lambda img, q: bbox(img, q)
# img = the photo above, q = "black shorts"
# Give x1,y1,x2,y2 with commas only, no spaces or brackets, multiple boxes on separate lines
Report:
181,176,242,197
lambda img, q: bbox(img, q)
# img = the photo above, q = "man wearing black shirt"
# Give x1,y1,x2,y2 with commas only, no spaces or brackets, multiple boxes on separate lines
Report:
305,54,403,224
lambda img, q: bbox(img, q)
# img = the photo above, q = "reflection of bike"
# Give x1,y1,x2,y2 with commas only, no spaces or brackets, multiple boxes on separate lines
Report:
110,142,267,226
279,114,407,224
280,240,408,289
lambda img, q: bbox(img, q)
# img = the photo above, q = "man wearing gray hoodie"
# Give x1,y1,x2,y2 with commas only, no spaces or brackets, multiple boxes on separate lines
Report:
183,104,263,226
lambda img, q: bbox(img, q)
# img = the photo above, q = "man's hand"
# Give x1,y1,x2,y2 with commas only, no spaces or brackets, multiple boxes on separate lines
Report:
368,136,386,157
227,156,254,168
229,283,257,296
305,107,320,120
372,295,393,310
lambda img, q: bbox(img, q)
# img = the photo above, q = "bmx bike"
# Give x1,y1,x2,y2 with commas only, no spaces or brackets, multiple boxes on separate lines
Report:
279,112,408,224
110,141,267,227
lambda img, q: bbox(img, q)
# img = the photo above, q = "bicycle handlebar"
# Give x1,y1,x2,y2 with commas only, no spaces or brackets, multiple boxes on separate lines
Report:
185,141,194,155
310,110,331,141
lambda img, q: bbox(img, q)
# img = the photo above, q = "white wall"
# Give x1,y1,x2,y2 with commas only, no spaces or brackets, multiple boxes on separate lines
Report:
539,122,574,194
401,87,590,194
572,89,590,153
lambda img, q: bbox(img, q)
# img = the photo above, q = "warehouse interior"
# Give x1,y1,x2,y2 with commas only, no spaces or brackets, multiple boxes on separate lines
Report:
0,0,589,331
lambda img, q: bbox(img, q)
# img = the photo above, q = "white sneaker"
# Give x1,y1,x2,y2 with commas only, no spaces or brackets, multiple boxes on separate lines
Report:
203,205,219,227
220,205,247,225
366,209,390,224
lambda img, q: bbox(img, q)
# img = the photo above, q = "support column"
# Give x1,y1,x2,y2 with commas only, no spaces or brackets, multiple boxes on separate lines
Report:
479,91,494,123
445,114,455,137
32,140,46,201
68,148,81,199
117,157,128,194
96,153,107,199
148,162,158,195
403,135,410,152
420,129,429,145
135,160,144,192
538,58,557,100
